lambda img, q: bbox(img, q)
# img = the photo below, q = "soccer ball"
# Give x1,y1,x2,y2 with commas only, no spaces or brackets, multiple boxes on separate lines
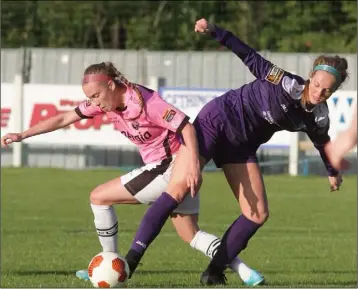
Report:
88,252,130,288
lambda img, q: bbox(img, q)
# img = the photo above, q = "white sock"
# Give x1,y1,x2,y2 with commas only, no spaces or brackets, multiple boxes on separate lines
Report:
190,230,253,281
90,204,118,252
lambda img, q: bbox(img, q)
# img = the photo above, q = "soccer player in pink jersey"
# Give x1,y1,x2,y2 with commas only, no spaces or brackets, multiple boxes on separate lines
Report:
1,61,264,286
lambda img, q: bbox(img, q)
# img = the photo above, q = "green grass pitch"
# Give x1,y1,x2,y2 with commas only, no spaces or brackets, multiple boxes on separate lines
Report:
1,168,356,287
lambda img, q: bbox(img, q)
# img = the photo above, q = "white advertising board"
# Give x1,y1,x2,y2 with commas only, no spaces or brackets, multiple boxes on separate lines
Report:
160,87,357,148
1,84,356,148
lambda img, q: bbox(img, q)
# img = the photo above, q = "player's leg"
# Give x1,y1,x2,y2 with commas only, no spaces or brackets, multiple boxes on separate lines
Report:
125,104,223,277
89,169,148,253
94,158,175,253
201,159,268,286
121,153,261,284
77,162,167,281
171,194,202,250
170,198,264,286
125,147,206,276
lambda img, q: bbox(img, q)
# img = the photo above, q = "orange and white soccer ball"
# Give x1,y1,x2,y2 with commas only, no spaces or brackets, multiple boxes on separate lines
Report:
88,252,130,288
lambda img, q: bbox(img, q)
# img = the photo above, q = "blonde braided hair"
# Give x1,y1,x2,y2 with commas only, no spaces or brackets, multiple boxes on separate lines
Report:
84,62,145,121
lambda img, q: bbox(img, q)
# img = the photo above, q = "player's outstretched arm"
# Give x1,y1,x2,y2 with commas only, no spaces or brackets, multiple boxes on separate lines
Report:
1,110,81,148
305,125,343,192
324,110,357,170
334,110,357,155
194,18,275,80
144,90,202,196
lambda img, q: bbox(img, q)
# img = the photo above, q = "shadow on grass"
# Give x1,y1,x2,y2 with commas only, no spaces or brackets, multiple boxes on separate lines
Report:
8,269,203,276
7,269,356,288
262,268,356,274
9,270,77,276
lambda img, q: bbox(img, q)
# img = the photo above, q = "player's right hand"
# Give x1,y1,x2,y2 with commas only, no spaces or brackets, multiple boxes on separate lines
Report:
194,18,209,33
187,159,203,198
1,133,23,148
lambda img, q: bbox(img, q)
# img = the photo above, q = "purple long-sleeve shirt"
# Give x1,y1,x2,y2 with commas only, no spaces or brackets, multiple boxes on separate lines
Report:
207,24,338,176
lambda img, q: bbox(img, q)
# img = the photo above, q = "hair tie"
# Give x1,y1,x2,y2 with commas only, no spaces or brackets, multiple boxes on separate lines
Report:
313,64,342,84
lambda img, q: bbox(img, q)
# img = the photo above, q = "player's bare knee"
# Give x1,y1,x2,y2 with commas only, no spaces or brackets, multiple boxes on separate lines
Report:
245,211,269,225
168,189,188,203
167,183,189,203
261,210,269,224
169,192,185,203
90,186,108,205
252,210,269,225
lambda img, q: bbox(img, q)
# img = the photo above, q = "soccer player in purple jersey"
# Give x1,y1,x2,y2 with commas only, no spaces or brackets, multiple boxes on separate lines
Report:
1,61,264,286
124,18,349,285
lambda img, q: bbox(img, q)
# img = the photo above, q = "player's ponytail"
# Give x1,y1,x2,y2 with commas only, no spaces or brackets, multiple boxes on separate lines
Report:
102,62,145,121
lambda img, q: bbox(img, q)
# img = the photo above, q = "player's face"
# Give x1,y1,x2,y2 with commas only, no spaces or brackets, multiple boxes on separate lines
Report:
82,81,117,111
308,70,337,105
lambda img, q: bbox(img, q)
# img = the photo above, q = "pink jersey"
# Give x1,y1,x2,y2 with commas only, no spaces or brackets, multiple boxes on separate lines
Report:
75,85,189,164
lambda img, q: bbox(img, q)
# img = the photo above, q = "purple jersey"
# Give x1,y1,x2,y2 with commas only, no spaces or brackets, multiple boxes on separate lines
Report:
200,24,337,175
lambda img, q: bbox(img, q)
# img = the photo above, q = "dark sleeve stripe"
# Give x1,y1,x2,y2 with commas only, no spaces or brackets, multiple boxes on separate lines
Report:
75,107,94,119
176,115,190,134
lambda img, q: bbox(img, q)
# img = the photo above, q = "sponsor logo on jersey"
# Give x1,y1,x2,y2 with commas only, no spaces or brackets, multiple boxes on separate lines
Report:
121,130,152,143
162,109,176,122
265,65,284,85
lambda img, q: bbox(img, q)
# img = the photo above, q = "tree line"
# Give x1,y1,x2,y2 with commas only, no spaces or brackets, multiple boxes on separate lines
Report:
2,1,357,53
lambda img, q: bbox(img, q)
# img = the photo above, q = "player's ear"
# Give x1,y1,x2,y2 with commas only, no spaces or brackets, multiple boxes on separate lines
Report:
108,80,116,91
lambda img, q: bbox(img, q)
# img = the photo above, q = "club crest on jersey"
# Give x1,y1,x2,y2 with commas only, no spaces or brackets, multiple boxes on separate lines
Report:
265,65,284,85
131,121,140,130
163,109,176,122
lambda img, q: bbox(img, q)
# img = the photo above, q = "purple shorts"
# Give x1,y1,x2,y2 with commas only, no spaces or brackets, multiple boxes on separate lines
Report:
192,101,259,168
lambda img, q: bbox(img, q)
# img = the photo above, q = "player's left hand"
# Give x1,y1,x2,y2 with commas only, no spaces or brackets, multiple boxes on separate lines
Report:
194,18,209,33
328,174,343,192
187,160,202,197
